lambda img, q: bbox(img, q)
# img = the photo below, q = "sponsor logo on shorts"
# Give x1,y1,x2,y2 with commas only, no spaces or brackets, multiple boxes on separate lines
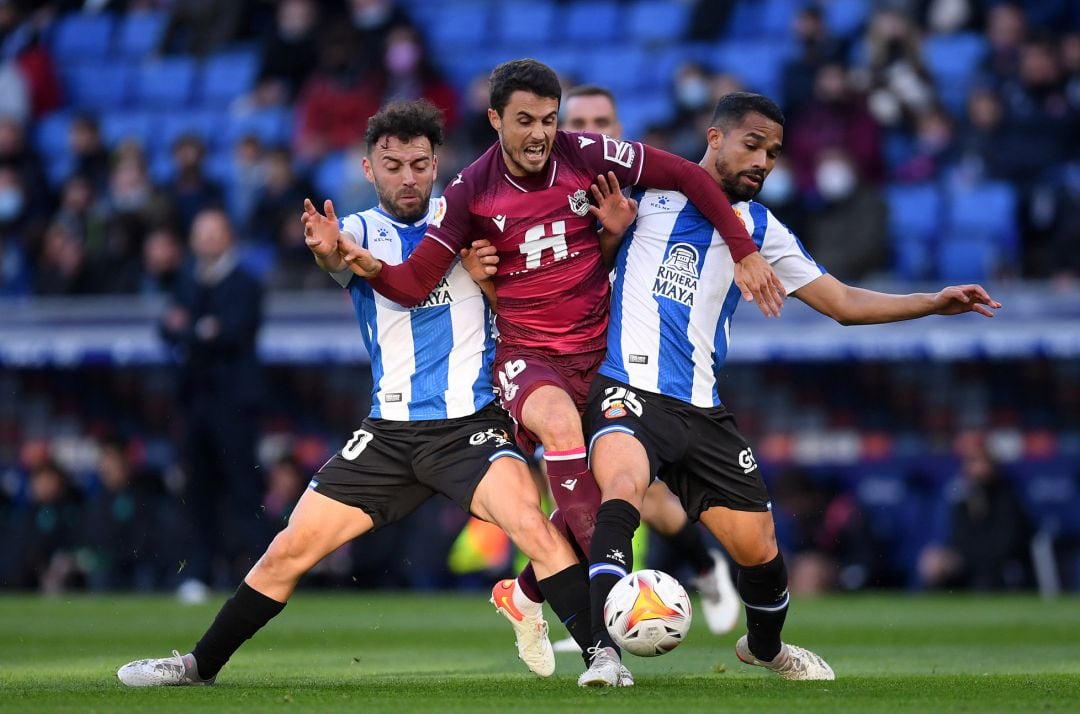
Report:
469,428,512,448
568,188,590,217
629,354,649,364
739,447,758,474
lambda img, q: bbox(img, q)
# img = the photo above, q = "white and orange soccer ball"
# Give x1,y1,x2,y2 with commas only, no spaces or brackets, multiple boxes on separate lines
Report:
604,569,693,657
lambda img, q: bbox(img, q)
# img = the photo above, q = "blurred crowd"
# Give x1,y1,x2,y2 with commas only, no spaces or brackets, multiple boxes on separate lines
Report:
0,0,1076,298
1,0,1078,594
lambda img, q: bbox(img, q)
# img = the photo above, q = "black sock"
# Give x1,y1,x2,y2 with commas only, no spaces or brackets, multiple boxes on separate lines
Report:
664,521,714,574
737,552,789,662
191,582,286,679
537,563,592,657
587,499,640,654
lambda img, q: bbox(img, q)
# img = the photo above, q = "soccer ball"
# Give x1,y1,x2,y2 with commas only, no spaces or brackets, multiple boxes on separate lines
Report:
604,569,692,657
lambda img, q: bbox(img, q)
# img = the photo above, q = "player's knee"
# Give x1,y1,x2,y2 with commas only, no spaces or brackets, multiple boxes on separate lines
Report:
505,506,554,548
261,528,314,576
602,470,647,508
531,408,583,450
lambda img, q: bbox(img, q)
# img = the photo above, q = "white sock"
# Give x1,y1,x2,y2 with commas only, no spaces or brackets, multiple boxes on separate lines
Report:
513,578,543,614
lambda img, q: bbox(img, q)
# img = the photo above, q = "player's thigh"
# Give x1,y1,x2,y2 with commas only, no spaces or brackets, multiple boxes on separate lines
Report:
470,453,542,526
270,486,377,565
641,479,689,535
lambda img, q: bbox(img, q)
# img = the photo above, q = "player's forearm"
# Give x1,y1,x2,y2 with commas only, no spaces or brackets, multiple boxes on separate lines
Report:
477,278,498,311
833,286,937,325
598,228,622,270
314,250,346,273
366,238,455,307
638,147,757,262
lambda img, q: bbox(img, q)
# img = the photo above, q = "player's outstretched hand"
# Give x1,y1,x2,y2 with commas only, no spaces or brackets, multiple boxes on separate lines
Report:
932,284,1002,317
337,231,382,279
734,251,786,318
302,198,340,258
588,171,638,237
460,239,499,281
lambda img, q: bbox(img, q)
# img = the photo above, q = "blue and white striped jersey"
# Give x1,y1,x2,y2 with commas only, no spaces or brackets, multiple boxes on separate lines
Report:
601,189,825,408
335,199,496,421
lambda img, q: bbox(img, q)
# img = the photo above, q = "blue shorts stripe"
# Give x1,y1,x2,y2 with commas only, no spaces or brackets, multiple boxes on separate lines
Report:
587,425,636,468
741,592,790,613
489,450,527,463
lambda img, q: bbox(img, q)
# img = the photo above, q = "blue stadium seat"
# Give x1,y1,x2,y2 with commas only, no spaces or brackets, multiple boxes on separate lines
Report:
713,39,790,98
761,0,802,36
114,10,167,59
562,0,621,43
63,62,132,110
822,0,868,39
496,0,556,46
724,0,766,40
313,150,347,205
626,0,690,44
50,12,115,62
618,93,675,138
157,109,226,153
199,50,260,107
133,58,197,108
100,109,155,149
425,2,490,54
855,465,941,587
579,46,646,94
885,183,944,280
936,234,999,281
923,33,988,114
224,108,293,149
948,181,1017,241
34,112,72,159
1015,460,1080,538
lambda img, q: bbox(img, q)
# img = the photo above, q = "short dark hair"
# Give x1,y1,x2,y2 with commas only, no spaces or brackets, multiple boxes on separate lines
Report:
489,58,562,116
565,84,617,110
365,100,445,153
710,92,785,131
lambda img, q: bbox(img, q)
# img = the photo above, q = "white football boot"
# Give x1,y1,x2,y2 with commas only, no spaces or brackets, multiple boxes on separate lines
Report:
117,650,216,687
577,645,632,687
692,550,741,635
490,579,555,677
551,636,582,653
735,636,835,680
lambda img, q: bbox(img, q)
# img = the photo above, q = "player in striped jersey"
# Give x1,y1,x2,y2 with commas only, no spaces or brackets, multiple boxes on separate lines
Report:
116,101,595,687
583,92,1000,682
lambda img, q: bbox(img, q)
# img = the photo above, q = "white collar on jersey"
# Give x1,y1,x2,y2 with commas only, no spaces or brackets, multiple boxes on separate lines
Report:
372,204,430,228
503,160,558,193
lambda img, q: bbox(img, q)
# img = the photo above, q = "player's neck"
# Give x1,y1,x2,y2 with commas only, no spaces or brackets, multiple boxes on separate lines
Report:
699,155,729,202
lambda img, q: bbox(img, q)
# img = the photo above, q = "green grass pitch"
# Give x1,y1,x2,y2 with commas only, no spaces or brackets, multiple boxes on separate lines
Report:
1,592,1078,712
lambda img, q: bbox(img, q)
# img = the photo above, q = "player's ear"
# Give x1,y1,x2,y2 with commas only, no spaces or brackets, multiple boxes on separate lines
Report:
361,156,375,185
431,153,438,181
706,126,724,150
487,107,501,132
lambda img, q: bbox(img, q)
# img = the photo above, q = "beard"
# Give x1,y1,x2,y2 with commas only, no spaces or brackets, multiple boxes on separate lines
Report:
716,157,764,203
377,185,431,223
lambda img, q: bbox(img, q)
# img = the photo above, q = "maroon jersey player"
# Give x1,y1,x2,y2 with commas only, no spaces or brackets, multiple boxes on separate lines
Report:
319,59,785,679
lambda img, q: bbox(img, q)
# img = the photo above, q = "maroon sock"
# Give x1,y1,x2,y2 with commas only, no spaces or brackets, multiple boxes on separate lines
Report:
543,447,601,553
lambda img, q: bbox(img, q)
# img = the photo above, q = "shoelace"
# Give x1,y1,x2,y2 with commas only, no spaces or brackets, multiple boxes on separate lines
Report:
584,642,607,662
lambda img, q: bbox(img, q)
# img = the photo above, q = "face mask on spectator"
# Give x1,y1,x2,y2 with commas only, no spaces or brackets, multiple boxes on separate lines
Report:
758,163,795,204
675,77,710,111
0,187,23,221
816,159,856,201
386,41,420,75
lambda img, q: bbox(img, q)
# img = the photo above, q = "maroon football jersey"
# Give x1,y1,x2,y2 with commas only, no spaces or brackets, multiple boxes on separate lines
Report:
426,131,645,355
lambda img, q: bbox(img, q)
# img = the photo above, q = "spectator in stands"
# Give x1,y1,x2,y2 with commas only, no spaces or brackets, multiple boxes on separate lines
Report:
781,5,847,116
293,23,380,163
1,456,84,592
261,454,305,535
787,62,883,195
33,217,95,295
251,0,319,107
160,208,265,602
919,431,1033,591
368,24,458,130
250,147,312,246
755,155,808,240
982,2,1028,85
892,105,958,183
82,436,172,591
858,7,936,129
0,116,46,213
158,0,246,58
139,225,184,296
164,134,223,237
803,147,889,282
224,134,265,235
346,0,415,74
66,115,110,193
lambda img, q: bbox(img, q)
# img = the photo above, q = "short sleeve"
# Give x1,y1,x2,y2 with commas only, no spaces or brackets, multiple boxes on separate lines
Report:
759,207,826,294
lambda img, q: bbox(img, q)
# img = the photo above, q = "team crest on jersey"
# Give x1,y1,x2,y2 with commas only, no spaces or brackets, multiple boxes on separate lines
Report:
469,428,512,447
652,243,700,307
568,189,590,217
430,196,448,227
602,136,635,168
